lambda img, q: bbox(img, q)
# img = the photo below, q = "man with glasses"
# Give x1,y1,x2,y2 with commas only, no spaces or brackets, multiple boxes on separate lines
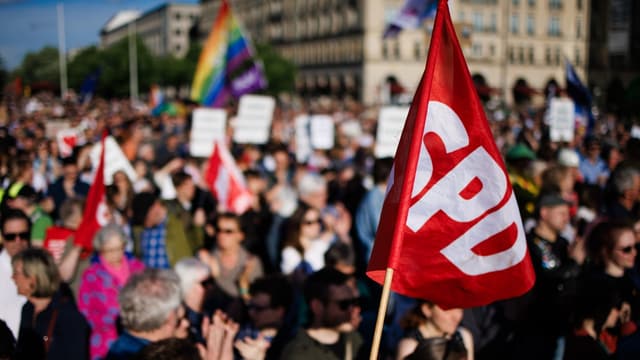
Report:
281,268,365,359
0,209,31,339
236,275,294,360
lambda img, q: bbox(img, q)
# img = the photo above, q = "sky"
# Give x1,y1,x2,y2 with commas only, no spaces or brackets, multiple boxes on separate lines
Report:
0,0,197,70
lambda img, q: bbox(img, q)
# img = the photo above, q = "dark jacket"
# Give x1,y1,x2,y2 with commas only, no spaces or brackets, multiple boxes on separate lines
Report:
105,331,150,360
15,289,90,360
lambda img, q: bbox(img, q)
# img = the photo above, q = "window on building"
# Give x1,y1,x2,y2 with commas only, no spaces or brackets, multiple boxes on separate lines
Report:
414,41,422,60
458,11,464,22
577,0,582,10
518,47,524,63
489,44,495,57
472,43,482,58
555,47,561,65
548,17,561,36
527,15,535,35
508,47,515,63
549,0,562,10
175,29,181,36
473,12,483,31
175,44,181,52
510,14,519,34
545,47,551,64
576,17,582,39
489,13,497,32
512,0,520,6
528,0,536,7
175,12,181,20
575,49,581,65
528,47,534,63
382,42,388,59
393,41,400,59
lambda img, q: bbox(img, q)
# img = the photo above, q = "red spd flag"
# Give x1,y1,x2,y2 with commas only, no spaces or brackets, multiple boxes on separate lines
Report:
367,0,534,308
74,131,110,252
204,141,252,214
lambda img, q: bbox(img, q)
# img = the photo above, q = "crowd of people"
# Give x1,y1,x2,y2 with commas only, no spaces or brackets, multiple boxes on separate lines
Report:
0,92,638,360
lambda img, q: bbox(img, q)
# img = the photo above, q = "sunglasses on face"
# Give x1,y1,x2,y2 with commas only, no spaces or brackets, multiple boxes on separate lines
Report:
247,303,272,312
216,228,239,234
3,232,29,241
302,218,320,226
330,297,361,311
616,245,636,254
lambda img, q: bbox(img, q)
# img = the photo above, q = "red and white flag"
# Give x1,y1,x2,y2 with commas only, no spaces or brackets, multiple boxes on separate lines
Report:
74,131,110,252
204,140,252,214
367,0,535,308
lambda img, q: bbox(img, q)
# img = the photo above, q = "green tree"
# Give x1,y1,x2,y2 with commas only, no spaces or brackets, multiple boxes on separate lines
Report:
68,46,102,91
255,43,296,95
15,46,60,89
96,36,155,98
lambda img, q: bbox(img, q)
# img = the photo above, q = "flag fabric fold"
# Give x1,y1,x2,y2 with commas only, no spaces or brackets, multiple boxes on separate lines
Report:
190,0,267,107
367,0,535,309
204,140,252,214
74,131,109,253
565,59,595,134
384,0,439,38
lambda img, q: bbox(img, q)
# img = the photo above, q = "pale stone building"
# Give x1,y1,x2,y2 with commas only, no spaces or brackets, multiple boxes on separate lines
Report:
197,0,589,104
100,3,200,59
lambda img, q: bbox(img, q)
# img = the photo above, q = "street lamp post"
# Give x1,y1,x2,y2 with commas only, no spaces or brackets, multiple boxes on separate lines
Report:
128,22,139,102
57,3,68,98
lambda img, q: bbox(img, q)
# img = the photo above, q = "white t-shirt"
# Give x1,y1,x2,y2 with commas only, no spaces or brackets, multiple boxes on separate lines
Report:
281,239,332,275
0,249,26,338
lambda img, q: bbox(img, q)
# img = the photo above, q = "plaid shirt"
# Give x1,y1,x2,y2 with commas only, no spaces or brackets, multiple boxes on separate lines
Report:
141,219,170,269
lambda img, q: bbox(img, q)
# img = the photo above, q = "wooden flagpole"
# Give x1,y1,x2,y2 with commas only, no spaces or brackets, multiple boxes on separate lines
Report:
369,268,394,360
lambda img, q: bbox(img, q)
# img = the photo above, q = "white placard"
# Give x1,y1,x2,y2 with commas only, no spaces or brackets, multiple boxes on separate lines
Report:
631,125,640,139
375,106,409,158
295,114,313,163
91,136,137,185
549,98,576,142
190,108,227,157
56,128,80,158
310,115,335,150
233,95,275,144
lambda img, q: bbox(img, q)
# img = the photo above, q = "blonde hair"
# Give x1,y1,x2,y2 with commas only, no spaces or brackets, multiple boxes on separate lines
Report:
12,248,60,298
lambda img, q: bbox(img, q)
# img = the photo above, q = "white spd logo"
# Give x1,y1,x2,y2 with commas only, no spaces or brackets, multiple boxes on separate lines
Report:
404,101,527,276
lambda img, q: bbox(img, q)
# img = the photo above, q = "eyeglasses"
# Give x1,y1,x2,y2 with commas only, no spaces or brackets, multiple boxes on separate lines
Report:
3,232,29,242
616,245,636,254
200,277,215,288
302,218,320,226
330,297,361,311
217,228,239,234
247,303,272,312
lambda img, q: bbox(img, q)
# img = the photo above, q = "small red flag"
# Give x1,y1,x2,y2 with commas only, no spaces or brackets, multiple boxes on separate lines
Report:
367,0,535,308
74,131,109,252
204,140,252,214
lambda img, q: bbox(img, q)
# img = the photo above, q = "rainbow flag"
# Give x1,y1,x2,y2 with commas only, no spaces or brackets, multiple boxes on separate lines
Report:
191,0,267,107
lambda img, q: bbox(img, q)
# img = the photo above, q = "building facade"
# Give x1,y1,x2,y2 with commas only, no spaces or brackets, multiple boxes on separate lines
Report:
198,0,590,104
100,3,201,59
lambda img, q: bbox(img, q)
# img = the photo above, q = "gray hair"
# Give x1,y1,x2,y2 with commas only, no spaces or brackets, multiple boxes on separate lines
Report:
118,269,182,332
611,166,640,197
93,223,128,252
174,257,210,295
297,172,326,197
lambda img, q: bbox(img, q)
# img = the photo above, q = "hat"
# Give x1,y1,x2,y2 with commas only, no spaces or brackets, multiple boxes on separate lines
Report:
557,148,580,167
537,192,572,209
131,192,158,226
506,143,536,161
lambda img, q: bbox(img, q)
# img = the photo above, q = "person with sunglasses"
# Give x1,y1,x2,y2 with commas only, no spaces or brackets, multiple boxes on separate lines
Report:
281,268,365,360
583,220,639,353
0,209,31,340
235,275,294,360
